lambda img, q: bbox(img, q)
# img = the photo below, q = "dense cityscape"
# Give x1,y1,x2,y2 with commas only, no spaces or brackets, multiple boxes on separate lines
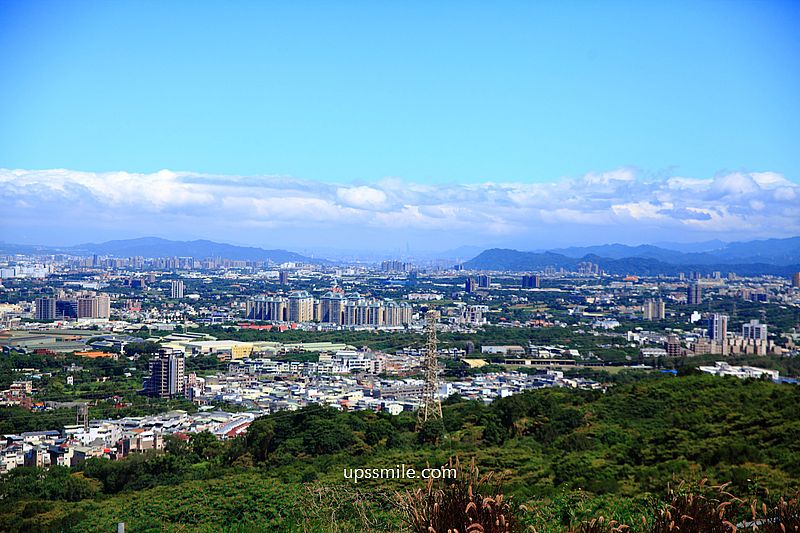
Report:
3,1,800,530
2,242,799,476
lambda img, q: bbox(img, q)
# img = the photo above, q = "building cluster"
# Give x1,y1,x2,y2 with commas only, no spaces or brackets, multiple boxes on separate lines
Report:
380,260,414,273
457,304,489,325
697,361,788,382
521,274,541,288
687,314,780,356
245,291,412,328
629,313,784,360
34,290,111,320
0,410,256,474
642,298,666,320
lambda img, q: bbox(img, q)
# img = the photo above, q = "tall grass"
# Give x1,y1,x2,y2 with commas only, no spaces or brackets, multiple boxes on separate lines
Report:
396,456,521,533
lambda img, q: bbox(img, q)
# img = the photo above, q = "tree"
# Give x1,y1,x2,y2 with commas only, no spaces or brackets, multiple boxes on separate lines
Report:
245,418,276,463
190,431,223,461
417,418,446,445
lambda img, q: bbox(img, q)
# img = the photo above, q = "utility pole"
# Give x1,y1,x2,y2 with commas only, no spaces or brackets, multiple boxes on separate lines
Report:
417,310,443,426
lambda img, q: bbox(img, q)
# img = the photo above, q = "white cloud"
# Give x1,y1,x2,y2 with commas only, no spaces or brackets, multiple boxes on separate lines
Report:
1,167,798,246
336,186,387,209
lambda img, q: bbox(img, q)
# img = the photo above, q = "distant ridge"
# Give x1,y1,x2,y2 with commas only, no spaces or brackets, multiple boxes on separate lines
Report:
464,236,800,276
549,236,800,266
0,237,327,264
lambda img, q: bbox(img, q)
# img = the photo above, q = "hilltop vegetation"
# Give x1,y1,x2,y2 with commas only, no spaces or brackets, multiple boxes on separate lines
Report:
2,373,799,531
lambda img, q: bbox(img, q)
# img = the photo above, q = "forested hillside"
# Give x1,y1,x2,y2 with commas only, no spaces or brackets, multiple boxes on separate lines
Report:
2,373,799,531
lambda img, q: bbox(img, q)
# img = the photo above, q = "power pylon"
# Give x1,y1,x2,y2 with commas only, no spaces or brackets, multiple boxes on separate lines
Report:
77,403,89,431
417,309,443,425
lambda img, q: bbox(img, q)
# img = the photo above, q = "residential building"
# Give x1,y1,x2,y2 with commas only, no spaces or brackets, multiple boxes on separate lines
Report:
708,313,728,344
643,298,666,320
320,291,346,324
170,280,185,299
144,349,186,398
742,319,768,341
35,297,56,320
687,283,703,305
665,334,682,356
465,277,476,293
521,274,540,288
77,294,111,319
288,290,314,323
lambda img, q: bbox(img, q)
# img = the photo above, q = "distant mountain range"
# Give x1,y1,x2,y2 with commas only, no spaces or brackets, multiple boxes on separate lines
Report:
550,237,800,266
3,235,800,275
0,237,325,264
464,237,800,276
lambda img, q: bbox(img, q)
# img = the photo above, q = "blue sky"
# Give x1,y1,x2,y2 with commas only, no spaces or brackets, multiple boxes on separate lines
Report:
1,1,799,251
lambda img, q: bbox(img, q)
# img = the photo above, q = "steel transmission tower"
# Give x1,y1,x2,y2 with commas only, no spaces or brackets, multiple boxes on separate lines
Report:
418,309,443,425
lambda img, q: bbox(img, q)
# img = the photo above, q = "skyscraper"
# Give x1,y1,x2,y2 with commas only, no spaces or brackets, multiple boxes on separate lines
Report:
170,280,185,299
708,313,728,344
687,283,702,305
477,274,491,288
145,350,186,398
35,297,56,320
279,271,290,285
793,272,800,288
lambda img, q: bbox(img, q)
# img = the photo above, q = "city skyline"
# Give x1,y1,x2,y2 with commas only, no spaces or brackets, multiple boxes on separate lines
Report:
2,2,800,529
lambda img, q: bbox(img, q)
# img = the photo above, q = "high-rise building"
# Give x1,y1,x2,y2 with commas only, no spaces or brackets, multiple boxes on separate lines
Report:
288,290,314,322
56,299,78,319
793,272,800,288
578,261,600,275
381,260,409,272
170,280,185,299
665,334,682,357
35,297,56,320
687,283,703,305
320,291,346,324
144,349,186,398
708,313,728,343
742,319,768,341
643,298,666,320
279,271,290,285
383,300,412,326
465,277,476,293
246,296,287,321
477,274,491,288
460,304,489,325
77,294,111,319
521,274,540,289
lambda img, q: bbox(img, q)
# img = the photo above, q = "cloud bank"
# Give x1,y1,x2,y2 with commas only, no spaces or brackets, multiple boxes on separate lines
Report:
1,168,798,250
